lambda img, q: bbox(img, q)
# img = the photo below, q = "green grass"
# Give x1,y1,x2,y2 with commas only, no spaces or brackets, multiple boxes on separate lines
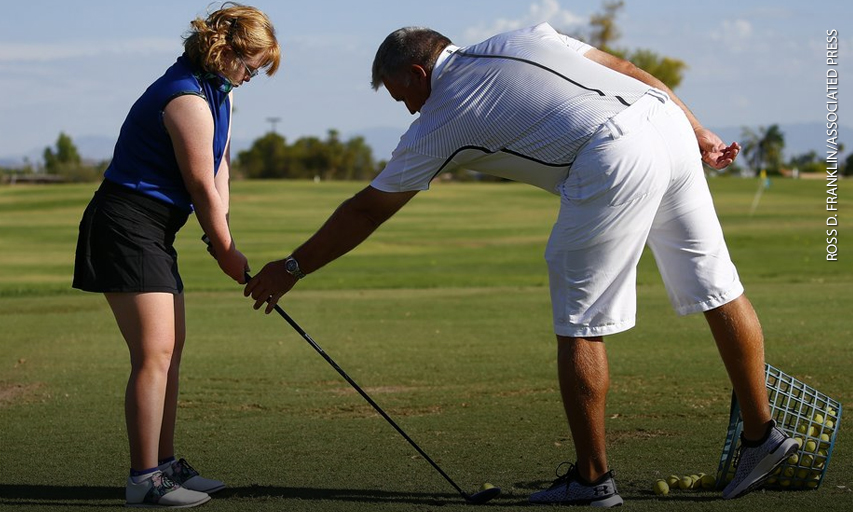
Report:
1,178,851,511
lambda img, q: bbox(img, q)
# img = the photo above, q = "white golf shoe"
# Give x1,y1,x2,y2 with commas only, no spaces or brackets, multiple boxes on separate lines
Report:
125,470,210,508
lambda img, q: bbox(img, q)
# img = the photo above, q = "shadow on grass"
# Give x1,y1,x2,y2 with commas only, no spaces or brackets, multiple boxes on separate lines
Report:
222,485,529,506
0,484,120,508
0,484,530,507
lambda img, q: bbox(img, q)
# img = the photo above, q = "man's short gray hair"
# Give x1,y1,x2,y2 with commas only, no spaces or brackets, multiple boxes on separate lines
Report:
371,27,452,90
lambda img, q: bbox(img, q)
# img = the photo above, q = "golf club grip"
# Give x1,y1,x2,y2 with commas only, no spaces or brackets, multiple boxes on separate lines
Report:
201,234,468,497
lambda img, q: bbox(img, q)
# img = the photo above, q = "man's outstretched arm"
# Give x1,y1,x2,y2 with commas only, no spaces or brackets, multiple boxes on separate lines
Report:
244,185,418,313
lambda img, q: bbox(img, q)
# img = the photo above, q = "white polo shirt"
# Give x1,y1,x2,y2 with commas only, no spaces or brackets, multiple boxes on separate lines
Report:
371,22,652,195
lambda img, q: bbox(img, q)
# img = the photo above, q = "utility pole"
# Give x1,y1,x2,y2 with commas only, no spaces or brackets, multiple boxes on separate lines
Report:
266,117,281,134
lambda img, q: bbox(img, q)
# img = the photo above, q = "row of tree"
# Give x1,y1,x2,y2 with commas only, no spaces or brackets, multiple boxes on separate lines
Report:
9,123,847,184
1,129,384,183
237,129,381,180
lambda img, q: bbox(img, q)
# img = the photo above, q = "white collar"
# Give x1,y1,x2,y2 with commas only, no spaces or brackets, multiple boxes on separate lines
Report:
431,44,460,87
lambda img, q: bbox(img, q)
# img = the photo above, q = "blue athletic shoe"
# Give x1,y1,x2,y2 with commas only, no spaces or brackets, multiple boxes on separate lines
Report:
723,420,799,499
529,462,623,507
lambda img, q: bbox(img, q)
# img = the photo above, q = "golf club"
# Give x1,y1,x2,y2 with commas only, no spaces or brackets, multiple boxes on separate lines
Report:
202,235,500,504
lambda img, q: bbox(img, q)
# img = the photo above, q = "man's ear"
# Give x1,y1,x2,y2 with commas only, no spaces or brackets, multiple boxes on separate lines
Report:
409,64,429,82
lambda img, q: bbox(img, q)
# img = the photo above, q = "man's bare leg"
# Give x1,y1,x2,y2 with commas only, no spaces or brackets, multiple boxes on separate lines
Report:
704,294,772,440
557,335,610,482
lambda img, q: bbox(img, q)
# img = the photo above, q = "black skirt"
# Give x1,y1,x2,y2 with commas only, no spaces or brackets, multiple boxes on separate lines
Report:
72,180,190,294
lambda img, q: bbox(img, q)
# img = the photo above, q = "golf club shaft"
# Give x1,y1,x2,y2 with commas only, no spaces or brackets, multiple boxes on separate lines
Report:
211,264,470,500
203,235,472,499
263,295,468,498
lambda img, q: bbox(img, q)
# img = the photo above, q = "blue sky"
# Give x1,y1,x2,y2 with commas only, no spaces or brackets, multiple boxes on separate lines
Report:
1,0,851,162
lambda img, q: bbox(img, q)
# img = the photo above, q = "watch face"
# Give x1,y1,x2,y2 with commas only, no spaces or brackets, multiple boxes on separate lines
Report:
286,259,298,273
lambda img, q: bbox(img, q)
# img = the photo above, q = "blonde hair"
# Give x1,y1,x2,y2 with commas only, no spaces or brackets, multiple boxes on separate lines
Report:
184,2,281,76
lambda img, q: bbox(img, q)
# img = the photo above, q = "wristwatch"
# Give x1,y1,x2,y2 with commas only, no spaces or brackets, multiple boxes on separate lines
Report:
284,256,306,280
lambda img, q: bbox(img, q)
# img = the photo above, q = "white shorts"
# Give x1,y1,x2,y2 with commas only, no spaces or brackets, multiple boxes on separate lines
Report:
545,91,744,338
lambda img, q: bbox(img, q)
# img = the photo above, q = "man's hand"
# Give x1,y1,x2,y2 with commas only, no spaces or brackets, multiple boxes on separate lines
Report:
243,259,297,313
696,127,740,170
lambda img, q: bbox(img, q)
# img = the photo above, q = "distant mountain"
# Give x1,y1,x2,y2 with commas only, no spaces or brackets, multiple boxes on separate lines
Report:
2,122,846,169
0,157,23,168
347,126,404,160
0,135,118,169
74,135,117,162
0,148,43,169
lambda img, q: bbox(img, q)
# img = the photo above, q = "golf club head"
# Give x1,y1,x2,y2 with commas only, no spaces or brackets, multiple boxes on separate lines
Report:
465,485,501,504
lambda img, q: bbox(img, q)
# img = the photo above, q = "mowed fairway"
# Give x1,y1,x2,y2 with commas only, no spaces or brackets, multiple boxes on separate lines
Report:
1,178,850,511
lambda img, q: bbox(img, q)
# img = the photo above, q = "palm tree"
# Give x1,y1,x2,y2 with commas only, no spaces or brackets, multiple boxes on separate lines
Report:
740,125,786,174
760,124,785,173
740,127,763,175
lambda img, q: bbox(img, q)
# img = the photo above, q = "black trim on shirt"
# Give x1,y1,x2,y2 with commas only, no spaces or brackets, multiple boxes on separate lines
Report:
455,51,631,106
158,91,206,133
429,144,573,184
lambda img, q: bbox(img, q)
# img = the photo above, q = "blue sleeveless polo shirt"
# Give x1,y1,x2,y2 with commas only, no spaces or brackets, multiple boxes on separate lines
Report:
104,54,231,212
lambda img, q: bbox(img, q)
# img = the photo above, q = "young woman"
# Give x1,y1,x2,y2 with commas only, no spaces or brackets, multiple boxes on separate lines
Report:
73,3,280,508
